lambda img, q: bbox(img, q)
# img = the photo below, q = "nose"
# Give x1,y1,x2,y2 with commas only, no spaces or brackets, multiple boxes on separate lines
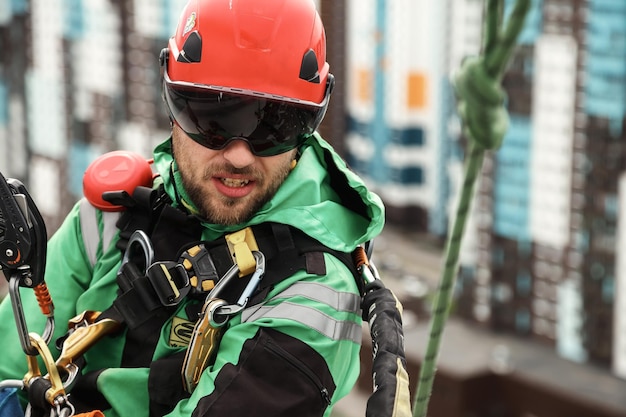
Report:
221,139,256,168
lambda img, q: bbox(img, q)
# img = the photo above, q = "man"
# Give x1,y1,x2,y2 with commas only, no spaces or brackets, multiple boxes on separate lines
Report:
0,0,384,416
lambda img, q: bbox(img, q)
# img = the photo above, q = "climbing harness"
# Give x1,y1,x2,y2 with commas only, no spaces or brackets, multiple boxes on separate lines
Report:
0,162,361,414
0,161,413,417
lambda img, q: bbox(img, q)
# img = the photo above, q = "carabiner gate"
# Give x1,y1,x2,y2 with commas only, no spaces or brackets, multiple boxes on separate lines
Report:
181,251,266,393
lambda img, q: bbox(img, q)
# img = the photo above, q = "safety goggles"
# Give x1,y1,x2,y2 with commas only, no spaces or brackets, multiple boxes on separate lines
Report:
162,69,332,156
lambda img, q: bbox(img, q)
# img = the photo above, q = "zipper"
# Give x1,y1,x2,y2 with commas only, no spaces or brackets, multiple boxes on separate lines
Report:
265,339,331,406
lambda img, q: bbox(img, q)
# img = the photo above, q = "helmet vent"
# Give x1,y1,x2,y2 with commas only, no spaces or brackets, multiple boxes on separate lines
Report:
177,31,202,63
299,49,320,83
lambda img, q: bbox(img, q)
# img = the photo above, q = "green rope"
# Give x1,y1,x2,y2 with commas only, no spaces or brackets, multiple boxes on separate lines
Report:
411,1,530,416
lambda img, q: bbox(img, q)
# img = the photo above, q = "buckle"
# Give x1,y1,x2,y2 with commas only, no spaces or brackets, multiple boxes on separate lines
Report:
225,227,259,276
146,261,191,306
180,244,220,294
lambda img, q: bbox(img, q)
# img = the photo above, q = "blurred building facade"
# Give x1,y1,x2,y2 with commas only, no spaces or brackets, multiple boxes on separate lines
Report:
458,0,626,378
343,0,626,382
344,0,483,233
0,0,186,232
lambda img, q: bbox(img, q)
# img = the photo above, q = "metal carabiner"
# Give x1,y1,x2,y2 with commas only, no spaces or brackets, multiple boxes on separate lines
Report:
121,230,154,272
181,298,229,393
54,399,75,417
55,311,122,390
181,251,266,393
210,251,265,325
23,333,68,411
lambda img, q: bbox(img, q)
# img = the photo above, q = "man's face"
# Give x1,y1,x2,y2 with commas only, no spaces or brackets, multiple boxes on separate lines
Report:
171,124,297,225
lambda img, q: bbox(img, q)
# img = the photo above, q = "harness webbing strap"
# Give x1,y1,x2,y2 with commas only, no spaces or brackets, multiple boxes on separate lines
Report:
79,199,99,267
79,199,120,267
74,186,363,415
80,186,361,333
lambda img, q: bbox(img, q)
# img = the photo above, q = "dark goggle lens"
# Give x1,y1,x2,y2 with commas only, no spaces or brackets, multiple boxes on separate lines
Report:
163,80,326,156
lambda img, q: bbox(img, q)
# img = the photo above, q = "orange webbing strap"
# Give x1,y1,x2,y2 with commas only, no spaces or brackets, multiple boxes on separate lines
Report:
74,411,105,417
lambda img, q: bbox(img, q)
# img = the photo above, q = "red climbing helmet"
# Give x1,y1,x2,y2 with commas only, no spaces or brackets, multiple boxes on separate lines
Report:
161,0,334,156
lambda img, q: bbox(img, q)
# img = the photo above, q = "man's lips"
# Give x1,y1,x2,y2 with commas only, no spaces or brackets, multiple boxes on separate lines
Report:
212,176,255,198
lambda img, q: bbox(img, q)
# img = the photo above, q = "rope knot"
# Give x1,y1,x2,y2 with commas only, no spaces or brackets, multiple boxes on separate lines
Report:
453,57,509,151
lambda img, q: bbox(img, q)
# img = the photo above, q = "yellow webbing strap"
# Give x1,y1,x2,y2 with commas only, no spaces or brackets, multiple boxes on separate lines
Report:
225,228,259,277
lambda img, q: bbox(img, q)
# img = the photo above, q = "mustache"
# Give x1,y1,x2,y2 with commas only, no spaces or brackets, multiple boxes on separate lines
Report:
202,163,261,180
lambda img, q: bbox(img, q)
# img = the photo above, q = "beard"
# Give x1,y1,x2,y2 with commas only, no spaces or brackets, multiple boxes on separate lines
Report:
182,162,292,225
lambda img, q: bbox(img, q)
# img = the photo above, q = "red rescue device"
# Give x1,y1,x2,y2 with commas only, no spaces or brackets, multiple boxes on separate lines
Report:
83,151,154,211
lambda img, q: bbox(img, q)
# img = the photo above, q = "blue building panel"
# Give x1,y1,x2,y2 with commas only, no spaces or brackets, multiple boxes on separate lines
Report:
345,153,371,179
346,115,371,139
586,72,623,96
516,272,532,297
604,194,618,220
585,3,626,127
344,116,373,176
515,308,531,333
493,208,530,240
164,0,187,39
431,77,458,237
588,9,626,34
0,0,26,24
494,183,528,205
11,0,27,14
589,0,626,14
586,95,626,122
506,0,543,45
587,55,626,77
62,0,85,40
493,117,531,240
390,126,424,146
603,277,614,303
389,166,424,185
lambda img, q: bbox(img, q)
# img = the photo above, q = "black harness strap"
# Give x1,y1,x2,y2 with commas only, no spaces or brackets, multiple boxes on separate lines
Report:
146,222,361,417
72,185,363,415
176,222,360,317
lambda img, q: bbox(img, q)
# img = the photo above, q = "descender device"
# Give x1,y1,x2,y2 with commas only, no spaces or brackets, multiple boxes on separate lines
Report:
0,172,52,349
0,172,77,416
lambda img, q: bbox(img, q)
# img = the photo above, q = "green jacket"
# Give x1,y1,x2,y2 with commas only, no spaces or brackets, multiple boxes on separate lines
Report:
0,133,384,416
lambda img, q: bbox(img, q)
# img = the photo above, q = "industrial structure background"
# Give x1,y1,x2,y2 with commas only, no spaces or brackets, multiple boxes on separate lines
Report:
1,0,626,416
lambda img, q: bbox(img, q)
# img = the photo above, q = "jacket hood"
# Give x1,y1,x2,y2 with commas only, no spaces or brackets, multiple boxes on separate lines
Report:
152,133,384,252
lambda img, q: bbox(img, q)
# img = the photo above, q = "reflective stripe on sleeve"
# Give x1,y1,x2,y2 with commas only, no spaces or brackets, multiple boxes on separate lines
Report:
242,301,362,344
264,282,361,313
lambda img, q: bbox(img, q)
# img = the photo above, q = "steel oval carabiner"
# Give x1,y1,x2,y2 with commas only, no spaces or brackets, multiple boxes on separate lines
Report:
121,230,155,272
